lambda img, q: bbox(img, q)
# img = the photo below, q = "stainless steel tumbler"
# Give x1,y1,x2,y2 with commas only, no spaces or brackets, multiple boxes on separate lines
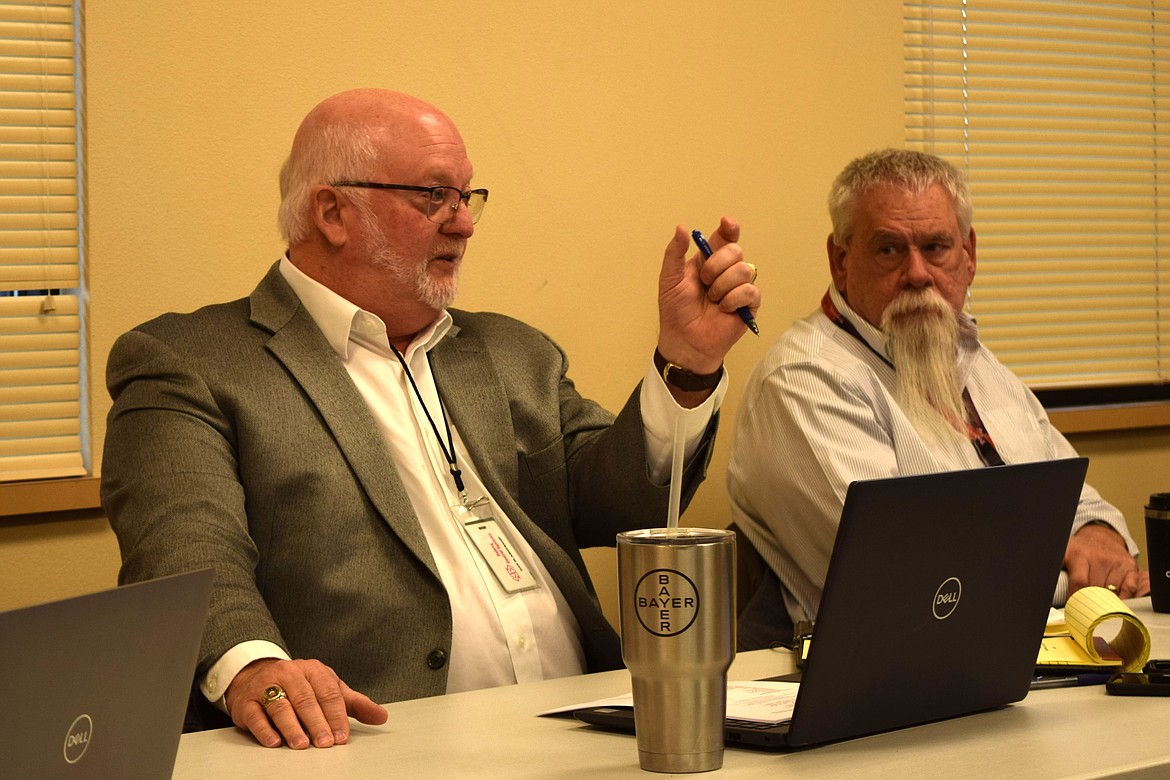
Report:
617,527,736,773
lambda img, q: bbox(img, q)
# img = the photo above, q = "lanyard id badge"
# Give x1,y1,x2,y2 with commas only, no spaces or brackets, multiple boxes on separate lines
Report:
455,500,541,594
389,344,539,594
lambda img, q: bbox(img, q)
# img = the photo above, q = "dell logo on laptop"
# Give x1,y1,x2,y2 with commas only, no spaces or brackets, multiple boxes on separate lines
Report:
63,714,92,764
932,577,962,620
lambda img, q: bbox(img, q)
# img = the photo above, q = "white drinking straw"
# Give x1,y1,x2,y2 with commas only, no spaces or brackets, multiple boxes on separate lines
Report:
667,414,685,528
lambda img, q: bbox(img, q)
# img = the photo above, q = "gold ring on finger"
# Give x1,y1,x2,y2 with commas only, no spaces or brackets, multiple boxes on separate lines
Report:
260,684,287,711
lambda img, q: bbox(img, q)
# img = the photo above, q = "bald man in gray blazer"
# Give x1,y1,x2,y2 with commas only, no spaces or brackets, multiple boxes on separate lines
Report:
102,89,760,750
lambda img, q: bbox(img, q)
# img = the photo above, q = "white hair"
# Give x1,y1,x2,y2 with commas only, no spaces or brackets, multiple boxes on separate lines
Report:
277,124,381,244
828,148,973,250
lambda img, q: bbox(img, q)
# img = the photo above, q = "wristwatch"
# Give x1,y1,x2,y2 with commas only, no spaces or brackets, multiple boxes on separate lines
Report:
653,349,723,392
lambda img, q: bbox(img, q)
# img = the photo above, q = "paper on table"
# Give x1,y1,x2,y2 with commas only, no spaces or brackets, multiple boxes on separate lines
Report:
723,681,801,723
540,680,801,725
1037,586,1151,672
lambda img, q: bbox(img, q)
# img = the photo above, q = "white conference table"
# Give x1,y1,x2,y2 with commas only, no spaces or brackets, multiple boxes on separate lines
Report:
174,599,1170,779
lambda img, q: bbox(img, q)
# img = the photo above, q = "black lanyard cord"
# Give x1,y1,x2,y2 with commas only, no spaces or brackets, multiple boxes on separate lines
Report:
388,344,467,495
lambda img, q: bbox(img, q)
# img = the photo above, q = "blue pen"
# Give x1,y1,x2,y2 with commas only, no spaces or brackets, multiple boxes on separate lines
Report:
691,229,759,336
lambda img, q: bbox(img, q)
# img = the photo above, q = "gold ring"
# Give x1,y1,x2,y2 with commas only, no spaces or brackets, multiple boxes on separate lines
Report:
1106,584,1118,592
746,262,758,284
260,685,287,711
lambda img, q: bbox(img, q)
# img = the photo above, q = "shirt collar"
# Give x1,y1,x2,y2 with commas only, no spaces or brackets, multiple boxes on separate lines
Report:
828,286,891,361
278,256,452,360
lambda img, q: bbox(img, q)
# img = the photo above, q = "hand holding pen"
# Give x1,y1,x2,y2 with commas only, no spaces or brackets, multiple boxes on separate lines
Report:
692,229,760,335
655,218,759,397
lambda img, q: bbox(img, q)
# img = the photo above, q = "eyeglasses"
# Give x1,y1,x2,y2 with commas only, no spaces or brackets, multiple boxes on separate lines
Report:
332,181,489,225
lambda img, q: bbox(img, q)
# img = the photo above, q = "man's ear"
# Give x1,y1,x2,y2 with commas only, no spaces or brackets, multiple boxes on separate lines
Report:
827,233,847,289
312,185,349,247
965,226,977,280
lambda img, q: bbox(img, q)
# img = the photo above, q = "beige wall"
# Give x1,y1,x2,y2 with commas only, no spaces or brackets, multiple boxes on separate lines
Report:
2,2,1167,621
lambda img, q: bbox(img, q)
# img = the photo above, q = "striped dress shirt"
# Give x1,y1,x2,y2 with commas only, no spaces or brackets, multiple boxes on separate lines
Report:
727,286,1138,625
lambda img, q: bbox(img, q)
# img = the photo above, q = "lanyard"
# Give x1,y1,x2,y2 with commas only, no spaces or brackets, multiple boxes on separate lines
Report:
388,344,475,504
389,344,536,595
820,291,1004,467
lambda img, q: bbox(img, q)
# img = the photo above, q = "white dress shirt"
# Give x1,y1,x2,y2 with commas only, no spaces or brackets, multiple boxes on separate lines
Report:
201,257,724,705
726,286,1138,625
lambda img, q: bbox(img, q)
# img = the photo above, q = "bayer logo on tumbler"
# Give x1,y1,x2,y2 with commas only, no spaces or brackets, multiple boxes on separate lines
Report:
632,568,700,636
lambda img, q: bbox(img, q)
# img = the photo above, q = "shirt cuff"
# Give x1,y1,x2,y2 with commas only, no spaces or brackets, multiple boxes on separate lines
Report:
200,640,291,712
640,356,726,485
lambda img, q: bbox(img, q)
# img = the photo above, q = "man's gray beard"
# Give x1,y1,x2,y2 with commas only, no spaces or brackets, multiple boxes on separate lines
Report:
882,289,969,446
361,209,459,312
372,246,459,312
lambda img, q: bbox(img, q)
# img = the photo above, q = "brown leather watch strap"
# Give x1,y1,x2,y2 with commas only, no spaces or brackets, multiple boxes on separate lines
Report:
652,348,723,392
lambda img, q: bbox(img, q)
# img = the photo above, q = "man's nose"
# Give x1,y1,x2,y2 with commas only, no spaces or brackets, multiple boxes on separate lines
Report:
904,249,932,286
441,200,476,238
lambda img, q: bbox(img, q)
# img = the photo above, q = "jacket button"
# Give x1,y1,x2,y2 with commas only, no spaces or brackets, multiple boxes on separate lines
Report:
426,649,448,669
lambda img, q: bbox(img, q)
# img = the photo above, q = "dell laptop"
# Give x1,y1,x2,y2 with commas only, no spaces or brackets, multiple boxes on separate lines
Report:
0,568,213,778
576,458,1088,749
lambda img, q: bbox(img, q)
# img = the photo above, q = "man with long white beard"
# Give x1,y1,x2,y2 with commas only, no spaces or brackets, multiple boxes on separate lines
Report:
727,148,1149,649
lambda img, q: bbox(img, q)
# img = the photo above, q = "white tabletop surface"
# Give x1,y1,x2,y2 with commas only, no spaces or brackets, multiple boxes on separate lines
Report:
173,599,1170,779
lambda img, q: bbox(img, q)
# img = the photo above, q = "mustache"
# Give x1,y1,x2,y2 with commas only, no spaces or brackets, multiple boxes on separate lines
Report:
431,240,466,260
881,288,955,328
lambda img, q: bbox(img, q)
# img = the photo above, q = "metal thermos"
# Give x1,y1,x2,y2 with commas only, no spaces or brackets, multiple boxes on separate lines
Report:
617,527,736,773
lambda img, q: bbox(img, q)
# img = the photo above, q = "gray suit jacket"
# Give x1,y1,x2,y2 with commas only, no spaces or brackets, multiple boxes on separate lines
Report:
101,263,715,704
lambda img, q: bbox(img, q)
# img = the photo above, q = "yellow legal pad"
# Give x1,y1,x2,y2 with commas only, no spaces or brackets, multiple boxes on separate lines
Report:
1037,586,1151,673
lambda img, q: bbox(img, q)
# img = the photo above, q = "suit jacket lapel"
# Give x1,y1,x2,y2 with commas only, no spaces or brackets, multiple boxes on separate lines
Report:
429,326,519,502
248,264,440,579
431,322,599,614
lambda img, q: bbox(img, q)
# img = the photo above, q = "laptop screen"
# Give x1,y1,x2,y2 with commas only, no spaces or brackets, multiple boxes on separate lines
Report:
0,569,213,778
786,458,1087,746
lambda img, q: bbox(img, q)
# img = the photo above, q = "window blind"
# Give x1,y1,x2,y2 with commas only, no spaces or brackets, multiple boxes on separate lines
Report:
0,0,83,482
904,0,1170,390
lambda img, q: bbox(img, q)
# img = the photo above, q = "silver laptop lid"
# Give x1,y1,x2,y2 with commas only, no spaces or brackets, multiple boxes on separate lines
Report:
0,568,213,778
